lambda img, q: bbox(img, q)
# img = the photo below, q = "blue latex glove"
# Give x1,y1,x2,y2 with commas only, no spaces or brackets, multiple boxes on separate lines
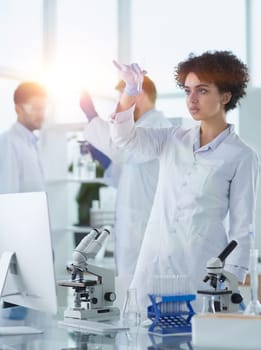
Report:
88,144,111,170
79,142,111,170
113,60,147,96
80,91,98,122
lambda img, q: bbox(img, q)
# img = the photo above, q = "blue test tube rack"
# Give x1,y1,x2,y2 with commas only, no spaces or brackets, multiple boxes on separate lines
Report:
147,294,196,335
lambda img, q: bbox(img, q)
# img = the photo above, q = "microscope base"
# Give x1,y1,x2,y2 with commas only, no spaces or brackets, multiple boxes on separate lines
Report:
64,306,120,321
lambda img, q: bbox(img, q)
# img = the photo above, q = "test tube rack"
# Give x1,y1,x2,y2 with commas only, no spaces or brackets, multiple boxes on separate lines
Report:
147,294,196,335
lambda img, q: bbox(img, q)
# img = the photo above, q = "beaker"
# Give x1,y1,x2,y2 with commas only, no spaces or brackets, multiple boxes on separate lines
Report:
122,288,141,327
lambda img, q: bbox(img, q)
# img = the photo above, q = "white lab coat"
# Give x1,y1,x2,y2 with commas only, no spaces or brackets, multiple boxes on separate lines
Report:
109,106,260,315
84,109,171,277
0,122,45,194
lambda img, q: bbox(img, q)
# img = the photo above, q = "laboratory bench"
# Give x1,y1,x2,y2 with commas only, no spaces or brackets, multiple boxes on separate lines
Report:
1,261,260,350
2,306,260,350
0,306,194,350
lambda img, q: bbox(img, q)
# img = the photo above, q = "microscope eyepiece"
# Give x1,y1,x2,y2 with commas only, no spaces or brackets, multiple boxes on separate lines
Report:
218,240,237,262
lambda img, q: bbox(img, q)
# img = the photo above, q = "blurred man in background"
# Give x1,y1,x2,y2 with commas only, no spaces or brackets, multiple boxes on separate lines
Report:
0,82,48,194
0,82,48,309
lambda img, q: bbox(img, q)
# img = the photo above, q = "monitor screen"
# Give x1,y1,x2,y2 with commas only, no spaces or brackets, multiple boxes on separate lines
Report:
0,192,57,314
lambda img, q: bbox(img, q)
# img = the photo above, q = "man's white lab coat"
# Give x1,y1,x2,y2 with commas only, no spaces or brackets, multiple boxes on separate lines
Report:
84,109,171,277
0,122,44,194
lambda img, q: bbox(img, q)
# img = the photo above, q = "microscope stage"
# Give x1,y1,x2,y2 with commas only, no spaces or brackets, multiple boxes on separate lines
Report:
197,289,232,295
57,280,96,288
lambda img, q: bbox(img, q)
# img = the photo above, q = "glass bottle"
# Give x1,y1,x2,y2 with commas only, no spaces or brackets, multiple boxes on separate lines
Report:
77,141,96,180
84,152,96,180
244,248,261,315
122,288,141,327
72,141,82,179
244,225,261,315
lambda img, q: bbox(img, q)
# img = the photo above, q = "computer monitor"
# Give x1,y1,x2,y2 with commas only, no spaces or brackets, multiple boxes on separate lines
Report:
0,192,57,317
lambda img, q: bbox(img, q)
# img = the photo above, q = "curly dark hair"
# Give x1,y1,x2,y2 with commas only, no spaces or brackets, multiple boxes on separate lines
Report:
174,51,249,112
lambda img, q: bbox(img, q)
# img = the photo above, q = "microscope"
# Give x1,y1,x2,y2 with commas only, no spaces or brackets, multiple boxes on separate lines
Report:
57,228,120,320
197,240,243,313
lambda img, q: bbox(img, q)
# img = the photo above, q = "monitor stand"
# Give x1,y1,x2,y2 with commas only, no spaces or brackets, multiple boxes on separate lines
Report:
0,251,43,336
0,251,15,297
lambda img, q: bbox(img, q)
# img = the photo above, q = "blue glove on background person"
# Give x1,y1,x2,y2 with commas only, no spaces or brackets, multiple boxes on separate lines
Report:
80,91,98,122
88,144,111,170
79,91,111,170
113,60,147,96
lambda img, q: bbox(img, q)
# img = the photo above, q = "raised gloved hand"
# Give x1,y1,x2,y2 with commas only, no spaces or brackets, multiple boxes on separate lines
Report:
113,60,147,96
80,91,98,122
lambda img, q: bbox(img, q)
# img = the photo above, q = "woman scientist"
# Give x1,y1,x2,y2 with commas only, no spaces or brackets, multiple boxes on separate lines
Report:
109,51,260,316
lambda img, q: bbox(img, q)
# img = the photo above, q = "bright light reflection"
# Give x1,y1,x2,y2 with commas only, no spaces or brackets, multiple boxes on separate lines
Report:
32,61,117,123
38,62,108,99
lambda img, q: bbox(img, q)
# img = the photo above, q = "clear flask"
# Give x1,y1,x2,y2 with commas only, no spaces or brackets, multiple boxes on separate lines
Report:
122,288,141,327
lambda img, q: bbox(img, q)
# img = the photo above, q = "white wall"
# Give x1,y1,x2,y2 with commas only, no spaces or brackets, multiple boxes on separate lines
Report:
239,88,261,250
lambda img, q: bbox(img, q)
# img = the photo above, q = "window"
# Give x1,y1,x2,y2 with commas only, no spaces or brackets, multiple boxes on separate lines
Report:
0,0,43,74
131,0,246,94
51,0,118,123
131,0,244,132
251,0,261,87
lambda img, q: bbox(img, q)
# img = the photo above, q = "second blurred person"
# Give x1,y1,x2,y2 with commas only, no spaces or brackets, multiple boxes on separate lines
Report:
80,77,171,285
